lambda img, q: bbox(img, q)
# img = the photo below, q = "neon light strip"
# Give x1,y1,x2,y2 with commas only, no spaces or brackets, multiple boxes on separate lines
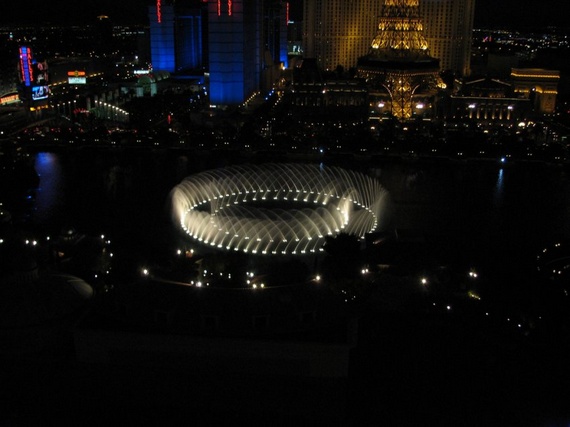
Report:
157,0,162,23
218,0,221,16
227,0,232,16
27,53,33,84
19,50,27,84
19,47,32,86
286,2,290,24
511,72,559,79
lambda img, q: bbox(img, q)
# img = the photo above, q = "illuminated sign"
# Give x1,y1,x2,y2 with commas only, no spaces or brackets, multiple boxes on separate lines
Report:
157,0,162,23
19,46,33,86
35,60,48,85
68,77,87,84
31,85,49,101
286,2,290,24
134,70,151,75
0,94,19,105
67,70,86,77
217,0,232,16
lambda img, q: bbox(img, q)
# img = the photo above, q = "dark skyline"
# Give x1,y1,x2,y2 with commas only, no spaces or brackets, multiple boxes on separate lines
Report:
474,0,567,29
0,0,566,30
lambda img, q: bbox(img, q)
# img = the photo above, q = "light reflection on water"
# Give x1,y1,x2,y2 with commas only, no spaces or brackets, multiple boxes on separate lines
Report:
494,168,504,206
27,152,570,279
33,152,64,225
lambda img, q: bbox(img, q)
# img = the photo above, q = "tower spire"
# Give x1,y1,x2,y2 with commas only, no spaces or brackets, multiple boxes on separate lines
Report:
357,0,444,120
370,0,430,55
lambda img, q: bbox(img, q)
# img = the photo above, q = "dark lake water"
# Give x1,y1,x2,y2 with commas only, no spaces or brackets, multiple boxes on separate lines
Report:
1,148,567,426
26,149,570,301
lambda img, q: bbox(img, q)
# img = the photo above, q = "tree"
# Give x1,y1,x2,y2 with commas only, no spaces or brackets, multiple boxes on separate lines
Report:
321,234,361,280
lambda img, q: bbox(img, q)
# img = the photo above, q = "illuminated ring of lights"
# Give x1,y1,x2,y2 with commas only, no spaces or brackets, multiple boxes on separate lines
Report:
171,163,387,256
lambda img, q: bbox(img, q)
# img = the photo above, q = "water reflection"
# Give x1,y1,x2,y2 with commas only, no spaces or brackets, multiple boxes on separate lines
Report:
493,168,504,206
34,152,64,225
25,152,570,279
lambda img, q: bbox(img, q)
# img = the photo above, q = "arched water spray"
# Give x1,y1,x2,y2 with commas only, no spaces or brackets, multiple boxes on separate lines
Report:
171,164,388,255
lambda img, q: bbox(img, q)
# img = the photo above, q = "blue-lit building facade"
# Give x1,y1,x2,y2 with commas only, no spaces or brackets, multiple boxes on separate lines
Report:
148,1,204,73
207,0,288,105
175,7,204,72
207,0,261,105
149,4,176,72
148,0,288,105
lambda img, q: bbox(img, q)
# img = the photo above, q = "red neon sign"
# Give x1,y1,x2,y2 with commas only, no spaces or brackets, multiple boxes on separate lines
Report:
286,2,290,24
157,0,162,23
19,47,33,86
19,51,27,83
217,0,232,17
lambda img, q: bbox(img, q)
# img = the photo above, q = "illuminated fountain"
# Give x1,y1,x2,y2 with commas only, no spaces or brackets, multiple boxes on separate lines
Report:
171,164,387,256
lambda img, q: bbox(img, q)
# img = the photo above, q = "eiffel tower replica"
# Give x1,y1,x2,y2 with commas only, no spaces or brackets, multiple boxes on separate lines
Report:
357,0,444,120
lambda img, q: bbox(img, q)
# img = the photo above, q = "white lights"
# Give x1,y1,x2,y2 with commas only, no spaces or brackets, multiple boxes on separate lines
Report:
171,164,387,256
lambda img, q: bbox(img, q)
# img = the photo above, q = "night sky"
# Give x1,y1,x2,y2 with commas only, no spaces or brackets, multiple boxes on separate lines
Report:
0,0,566,30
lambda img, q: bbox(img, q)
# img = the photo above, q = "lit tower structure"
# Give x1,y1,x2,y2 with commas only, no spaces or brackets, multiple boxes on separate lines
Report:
357,0,444,120
149,0,176,72
17,46,50,111
207,0,288,106
207,0,261,105
148,0,204,73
